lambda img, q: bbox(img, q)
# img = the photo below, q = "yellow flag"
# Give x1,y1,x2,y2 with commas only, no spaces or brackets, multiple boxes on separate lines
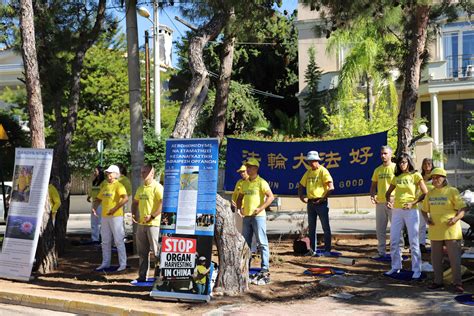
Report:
0,124,8,140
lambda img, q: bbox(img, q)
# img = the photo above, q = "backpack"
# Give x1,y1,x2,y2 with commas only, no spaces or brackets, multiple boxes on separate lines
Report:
293,237,311,255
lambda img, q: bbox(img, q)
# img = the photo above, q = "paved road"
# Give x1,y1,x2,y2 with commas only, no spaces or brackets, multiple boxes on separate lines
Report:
0,302,79,316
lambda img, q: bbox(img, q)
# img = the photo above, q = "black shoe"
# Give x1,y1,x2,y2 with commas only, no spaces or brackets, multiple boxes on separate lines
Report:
419,244,427,253
427,283,444,290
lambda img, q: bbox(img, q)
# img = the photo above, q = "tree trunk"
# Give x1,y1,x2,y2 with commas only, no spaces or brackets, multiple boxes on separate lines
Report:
211,11,236,142
52,0,106,255
395,4,430,157
171,13,229,138
214,194,250,294
20,0,45,149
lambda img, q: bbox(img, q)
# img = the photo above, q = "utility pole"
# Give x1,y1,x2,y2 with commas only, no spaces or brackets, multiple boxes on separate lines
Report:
145,30,151,119
125,0,144,196
153,0,161,136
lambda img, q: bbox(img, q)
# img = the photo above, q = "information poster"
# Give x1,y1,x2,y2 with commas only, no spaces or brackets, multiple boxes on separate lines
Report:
151,138,218,302
0,148,53,281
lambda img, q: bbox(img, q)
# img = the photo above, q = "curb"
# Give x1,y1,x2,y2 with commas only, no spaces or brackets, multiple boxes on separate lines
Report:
267,211,376,221
0,290,169,316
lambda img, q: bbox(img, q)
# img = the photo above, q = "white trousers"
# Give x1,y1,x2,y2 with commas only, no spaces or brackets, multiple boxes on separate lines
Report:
418,209,427,245
91,205,102,242
100,216,127,268
390,208,421,274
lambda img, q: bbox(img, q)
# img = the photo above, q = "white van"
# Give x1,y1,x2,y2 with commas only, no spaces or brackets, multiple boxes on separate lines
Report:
0,181,13,223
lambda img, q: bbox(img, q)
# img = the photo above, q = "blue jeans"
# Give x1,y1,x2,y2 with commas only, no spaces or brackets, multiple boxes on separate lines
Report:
307,201,331,252
242,216,269,271
195,283,206,295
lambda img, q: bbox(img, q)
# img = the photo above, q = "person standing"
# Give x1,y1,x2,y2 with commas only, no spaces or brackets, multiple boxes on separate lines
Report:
298,151,334,256
422,168,467,293
132,164,163,282
231,165,248,212
236,158,274,285
385,154,428,279
418,158,434,253
93,165,129,272
193,256,210,295
87,166,105,244
48,182,61,222
370,146,396,259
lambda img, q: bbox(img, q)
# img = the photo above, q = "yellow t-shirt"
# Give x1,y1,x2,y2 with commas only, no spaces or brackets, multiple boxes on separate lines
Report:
239,176,271,217
299,166,333,199
48,184,61,215
97,180,127,217
390,172,423,209
134,180,163,226
89,180,107,200
422,186,467,241
195,265,208,284
119,175,132,196
371,163,396,203
232,179,246,204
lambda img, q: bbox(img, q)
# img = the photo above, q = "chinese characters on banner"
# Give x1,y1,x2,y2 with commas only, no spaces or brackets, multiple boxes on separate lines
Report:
151,138,219,302
0,148,53,281
224,132,388,196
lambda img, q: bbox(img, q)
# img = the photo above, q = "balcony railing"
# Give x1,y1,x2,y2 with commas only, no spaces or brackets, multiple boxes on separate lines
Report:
445,54,474,79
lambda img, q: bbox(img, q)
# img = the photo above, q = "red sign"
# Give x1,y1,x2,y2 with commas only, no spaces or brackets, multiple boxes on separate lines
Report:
162,236,196,254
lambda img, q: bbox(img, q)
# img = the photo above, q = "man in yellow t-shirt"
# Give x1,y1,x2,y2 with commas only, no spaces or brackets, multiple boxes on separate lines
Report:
370,145,396,258
298,150,334,256
231,165,248,235
236,158,274,284
193,256,210,295
48,183,61,222
132,164,163,282
93,165,129,272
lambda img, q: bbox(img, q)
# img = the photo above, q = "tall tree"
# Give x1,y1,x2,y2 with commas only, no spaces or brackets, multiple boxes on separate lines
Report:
301,0,472,155
19,0,55,273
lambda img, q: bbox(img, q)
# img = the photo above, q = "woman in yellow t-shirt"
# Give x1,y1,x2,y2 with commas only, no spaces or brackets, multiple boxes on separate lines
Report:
418,158,434,252
385,153,428,279
421,168,467,293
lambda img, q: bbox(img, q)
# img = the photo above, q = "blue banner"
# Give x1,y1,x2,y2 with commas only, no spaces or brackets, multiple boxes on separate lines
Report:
152,138,219,302
224,132,387,196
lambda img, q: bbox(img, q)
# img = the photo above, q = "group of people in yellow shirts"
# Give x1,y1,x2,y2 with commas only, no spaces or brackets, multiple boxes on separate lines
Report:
370,146,467,293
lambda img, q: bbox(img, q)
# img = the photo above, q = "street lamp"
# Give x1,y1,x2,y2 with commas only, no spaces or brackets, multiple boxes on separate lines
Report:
137,4,161,137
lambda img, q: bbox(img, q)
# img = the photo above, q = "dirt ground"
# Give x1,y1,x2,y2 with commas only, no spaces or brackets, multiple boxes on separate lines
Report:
1,236,474,315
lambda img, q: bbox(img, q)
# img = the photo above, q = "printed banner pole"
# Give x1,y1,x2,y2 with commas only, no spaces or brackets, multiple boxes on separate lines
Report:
0,148,54,281
151,138,219,302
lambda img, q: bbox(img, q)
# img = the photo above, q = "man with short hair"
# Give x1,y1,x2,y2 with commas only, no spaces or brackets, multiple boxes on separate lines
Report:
132,164,163,282
236,157,274,285
298,151,334,256
370,146,396,259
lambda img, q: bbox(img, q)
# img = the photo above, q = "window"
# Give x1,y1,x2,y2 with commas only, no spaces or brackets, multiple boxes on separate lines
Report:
442,22,474,78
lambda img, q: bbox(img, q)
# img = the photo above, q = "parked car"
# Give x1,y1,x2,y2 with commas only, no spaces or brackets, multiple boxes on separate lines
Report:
0,181,12,223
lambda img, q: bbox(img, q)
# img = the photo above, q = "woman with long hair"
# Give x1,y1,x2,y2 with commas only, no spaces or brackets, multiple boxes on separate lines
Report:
87,166,105,243
385,153,428,279
422,168,467,293
419,158,434,252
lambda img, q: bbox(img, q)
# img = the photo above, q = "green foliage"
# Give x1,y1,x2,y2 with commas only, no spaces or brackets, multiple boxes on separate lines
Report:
143,123,166,174
302,47,329,137
469,112,474,143
195,81,268,136
0,111,30,178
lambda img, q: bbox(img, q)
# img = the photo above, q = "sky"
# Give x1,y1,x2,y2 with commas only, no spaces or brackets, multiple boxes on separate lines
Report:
114,0,298,67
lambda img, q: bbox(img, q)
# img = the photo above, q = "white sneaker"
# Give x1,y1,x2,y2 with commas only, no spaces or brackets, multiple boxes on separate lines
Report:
385,268,399,275
116,265,127,272
412,272,421,279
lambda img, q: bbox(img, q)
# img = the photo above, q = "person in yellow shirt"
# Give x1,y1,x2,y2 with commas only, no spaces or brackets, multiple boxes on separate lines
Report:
385,154,428,279
418,158,434,252
193,256,210,295
422,168,467,293
236,158,274,285
92,165,129,272
17,167,31,201
231,165,248,212
87,166,105,243
132,164,163,282
48,183,61,222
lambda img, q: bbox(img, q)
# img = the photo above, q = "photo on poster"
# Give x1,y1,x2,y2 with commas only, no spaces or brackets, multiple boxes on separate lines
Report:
161,212,176,230
179,166,199,190
5,215,37,240
155,235,213,296
195,213,214,232
10,165,34,203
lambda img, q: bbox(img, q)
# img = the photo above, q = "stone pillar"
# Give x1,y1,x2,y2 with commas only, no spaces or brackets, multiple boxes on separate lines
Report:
430,93,439,146
414,138,434,170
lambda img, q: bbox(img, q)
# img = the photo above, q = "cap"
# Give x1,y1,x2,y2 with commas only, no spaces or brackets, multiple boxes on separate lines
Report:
430,168,447,177
236,165,246,173
198,256,206,261
245,158,260,167
306,151,321,161
104,165,120,174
